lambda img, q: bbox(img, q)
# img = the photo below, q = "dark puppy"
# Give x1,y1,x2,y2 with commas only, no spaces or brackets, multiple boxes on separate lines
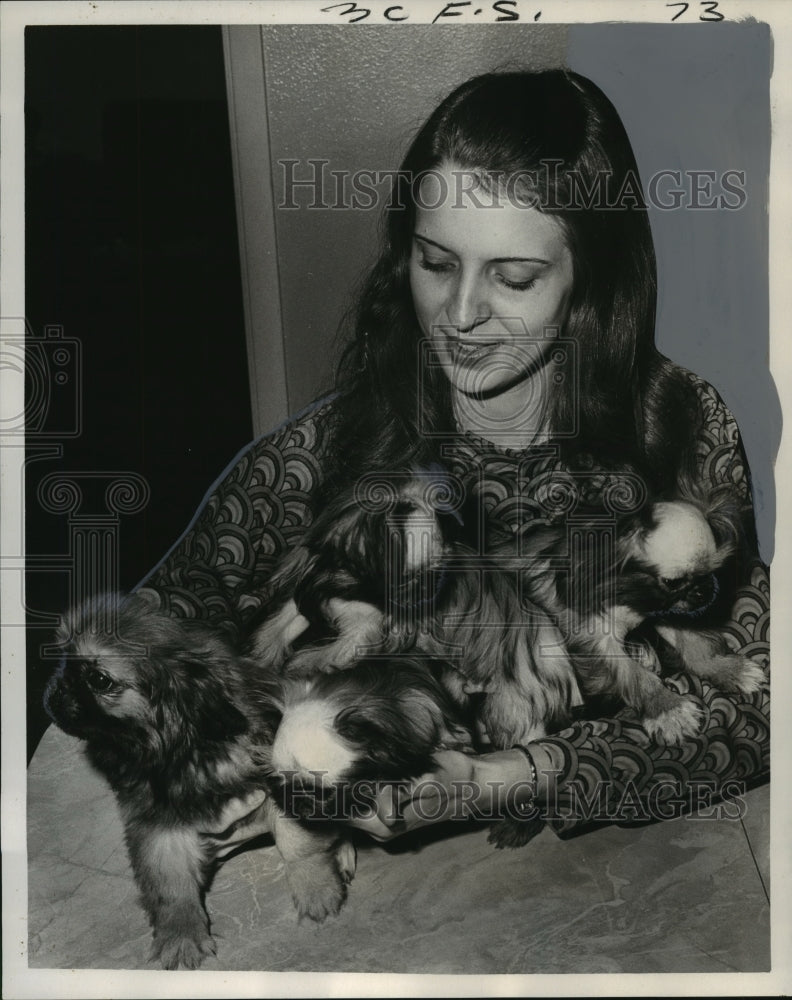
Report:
44,592,355,970
248,473,455,674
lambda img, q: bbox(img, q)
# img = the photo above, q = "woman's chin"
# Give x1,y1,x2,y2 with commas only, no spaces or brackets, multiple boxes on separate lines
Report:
450,367,535,402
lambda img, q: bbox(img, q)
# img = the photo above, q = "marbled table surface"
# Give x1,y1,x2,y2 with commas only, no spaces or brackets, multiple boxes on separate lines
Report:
27,724,769,975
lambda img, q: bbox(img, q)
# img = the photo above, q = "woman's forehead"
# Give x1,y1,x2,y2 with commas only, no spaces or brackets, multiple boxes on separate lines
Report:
413,161,569,256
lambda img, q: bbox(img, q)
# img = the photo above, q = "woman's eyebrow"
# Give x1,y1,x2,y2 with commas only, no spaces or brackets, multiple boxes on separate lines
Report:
412,233,549,264
413,233,453,252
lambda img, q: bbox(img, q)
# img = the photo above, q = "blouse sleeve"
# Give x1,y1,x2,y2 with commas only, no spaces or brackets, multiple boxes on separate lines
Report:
529,375,770,837
134,397,337,636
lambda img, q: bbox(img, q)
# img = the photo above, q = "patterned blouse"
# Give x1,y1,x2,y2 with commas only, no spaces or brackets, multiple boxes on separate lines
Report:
138,370,770,837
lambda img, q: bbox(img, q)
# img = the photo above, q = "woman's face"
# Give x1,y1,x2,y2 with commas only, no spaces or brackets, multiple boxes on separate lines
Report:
408,161,575,402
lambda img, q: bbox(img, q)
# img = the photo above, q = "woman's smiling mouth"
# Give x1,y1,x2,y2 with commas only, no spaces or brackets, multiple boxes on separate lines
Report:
444,334,503,363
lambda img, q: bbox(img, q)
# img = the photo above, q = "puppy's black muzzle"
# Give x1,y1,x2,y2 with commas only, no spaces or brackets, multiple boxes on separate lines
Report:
43,674,84,734
269,772,376,823
666,573,718,615
43,659,97,736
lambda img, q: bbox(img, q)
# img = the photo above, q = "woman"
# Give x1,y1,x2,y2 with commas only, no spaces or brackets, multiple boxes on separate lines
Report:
139,69,769,843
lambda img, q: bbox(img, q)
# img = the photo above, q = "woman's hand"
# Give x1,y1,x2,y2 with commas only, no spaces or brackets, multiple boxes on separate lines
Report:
347,744,555,843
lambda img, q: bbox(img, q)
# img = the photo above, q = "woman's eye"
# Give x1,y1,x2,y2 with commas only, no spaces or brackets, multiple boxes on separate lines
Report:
419,256,455,274
495,267,539,292
84,667,118,694
497,275,537,292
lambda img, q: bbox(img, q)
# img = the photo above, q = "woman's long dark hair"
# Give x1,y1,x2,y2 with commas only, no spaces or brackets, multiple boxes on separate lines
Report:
321,70,702,500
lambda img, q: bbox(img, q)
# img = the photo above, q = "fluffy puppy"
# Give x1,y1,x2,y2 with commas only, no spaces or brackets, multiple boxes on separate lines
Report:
267,657,474,822
44,592,355,970
519,490,767,743
247,474,457,675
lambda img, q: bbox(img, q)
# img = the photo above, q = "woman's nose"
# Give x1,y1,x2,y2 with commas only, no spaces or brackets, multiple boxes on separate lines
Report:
447,273,490,334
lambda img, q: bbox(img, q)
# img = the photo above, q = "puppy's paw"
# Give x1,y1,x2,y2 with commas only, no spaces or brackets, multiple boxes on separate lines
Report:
643,697,703,745
488,816,544,850
287,646,353,676
701,653,768,696
735,657,769,694
335,839,357,884
151,920,216,970
286,862,347,922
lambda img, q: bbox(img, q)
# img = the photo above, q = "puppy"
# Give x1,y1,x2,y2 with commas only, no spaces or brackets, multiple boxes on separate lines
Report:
44,591,356,970
518,490,767,743
267,657,474,823
247,472,455,675
251,472,764,750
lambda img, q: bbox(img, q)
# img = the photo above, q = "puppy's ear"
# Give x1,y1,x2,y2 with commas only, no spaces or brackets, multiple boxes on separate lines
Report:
334,698,437,778
614,519,649,572
704,488,744,549
151,658,249,747
191,681,248,743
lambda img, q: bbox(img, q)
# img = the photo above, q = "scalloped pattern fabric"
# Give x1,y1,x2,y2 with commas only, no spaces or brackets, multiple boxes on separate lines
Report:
138,373,769,829
140,399,337,633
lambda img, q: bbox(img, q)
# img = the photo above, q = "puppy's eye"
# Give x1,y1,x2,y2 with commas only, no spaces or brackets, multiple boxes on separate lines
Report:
660,576,685,590
84,666,119,694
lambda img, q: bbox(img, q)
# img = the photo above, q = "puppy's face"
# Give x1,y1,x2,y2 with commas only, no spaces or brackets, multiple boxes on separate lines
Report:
313,474,461,593
620,501,734,613
44,645,153,744
45,593,249,775
266,693,361,820
266,660,471,821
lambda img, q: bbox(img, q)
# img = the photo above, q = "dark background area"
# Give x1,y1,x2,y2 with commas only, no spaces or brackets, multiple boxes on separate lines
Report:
25,26,252,760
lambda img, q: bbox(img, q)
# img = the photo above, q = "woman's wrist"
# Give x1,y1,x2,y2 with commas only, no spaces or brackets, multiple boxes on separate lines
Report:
466,747,535,817
511,742,557,805
471,743,558,814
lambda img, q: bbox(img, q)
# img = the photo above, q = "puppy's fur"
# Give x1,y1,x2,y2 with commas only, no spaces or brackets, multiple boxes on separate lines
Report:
44,592,356,970
248,475,453,674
